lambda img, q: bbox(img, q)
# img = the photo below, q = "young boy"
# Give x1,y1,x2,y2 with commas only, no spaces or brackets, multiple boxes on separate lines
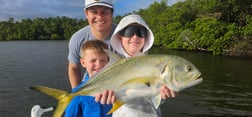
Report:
65,40,112,117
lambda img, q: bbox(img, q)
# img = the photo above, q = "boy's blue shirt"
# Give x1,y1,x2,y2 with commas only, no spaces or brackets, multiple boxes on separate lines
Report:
71,74,90,93
65,74,112,117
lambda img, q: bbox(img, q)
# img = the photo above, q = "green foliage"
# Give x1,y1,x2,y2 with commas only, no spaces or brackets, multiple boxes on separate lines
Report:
241,15,252,36
191,18,226,50
0,16,86,41
227,36,252,57
137,0,252,56
51,33,61,40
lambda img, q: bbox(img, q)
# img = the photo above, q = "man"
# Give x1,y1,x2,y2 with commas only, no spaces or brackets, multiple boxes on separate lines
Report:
68,0,116,88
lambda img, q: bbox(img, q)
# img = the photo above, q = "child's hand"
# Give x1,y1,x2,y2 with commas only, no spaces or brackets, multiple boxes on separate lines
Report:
95,90,116,104
160,86,176,99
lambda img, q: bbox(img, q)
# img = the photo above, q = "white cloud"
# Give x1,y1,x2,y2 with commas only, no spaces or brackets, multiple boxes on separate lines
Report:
0,0,84,21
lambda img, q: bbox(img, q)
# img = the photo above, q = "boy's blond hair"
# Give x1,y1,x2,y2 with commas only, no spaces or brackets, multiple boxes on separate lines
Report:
80,40,109,58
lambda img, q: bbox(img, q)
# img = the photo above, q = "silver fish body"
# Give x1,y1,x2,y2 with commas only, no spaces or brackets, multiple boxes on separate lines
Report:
75,54,202,95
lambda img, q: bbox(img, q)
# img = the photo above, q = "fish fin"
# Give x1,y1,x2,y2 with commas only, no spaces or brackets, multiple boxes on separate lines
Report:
30,85,69,100
106,101,124,115
151,94,162,109
30,85,73,117
53,95,73,117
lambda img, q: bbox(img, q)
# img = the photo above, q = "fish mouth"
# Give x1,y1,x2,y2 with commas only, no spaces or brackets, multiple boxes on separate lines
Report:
171,73,203,92
192,73,202,80
190,73,203,86
180,73,203,89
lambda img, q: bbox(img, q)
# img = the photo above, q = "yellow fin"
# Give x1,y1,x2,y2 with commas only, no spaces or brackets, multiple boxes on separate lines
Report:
106,101,124,115
30,85,73,117
53,95,73,117
30,85,69,100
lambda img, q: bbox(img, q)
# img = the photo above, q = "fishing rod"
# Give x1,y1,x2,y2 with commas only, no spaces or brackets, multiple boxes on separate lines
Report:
31,105,55,117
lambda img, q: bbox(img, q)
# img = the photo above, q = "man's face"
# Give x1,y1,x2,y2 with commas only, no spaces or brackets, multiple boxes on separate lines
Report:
85,6,113,33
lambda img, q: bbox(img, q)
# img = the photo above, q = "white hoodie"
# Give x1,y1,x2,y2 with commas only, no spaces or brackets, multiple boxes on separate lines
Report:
111,14,161,117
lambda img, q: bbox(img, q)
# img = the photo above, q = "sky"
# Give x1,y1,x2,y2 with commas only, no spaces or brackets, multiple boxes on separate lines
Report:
0,0,177,21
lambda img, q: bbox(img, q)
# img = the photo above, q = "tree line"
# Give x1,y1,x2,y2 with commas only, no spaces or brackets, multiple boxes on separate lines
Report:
138,0,252,57
0,16,88,41
0,0,252,57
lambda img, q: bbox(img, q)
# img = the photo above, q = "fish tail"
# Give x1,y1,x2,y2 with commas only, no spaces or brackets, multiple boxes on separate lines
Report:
30,85,73,117
107,101,124,115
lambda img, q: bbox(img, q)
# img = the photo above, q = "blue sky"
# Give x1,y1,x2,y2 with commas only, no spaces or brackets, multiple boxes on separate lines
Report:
0,0,177,21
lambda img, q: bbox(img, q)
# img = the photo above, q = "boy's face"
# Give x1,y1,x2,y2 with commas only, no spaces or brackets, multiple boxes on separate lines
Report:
80,49,109,77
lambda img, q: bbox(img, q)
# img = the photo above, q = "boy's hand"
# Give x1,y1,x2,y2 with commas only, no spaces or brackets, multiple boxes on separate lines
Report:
95,90,116,104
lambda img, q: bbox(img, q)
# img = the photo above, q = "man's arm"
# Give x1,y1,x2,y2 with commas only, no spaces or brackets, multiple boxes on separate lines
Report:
68,62,82,88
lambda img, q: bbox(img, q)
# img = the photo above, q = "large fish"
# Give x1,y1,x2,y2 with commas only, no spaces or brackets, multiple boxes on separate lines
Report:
30,54,203,117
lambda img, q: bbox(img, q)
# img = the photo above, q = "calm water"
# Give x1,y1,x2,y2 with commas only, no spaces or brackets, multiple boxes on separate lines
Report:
0,41,251,117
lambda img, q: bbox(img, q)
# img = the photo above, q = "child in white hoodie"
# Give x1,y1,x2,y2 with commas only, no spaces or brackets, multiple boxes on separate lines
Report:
95,14,176,117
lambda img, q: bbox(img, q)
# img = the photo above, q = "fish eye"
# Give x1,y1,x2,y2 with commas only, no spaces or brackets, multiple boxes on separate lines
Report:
185,65,192,72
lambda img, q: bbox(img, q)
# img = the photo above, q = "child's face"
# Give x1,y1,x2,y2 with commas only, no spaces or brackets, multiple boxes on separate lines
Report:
119,34,145,56
80,49,109,77
118,25,146,56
